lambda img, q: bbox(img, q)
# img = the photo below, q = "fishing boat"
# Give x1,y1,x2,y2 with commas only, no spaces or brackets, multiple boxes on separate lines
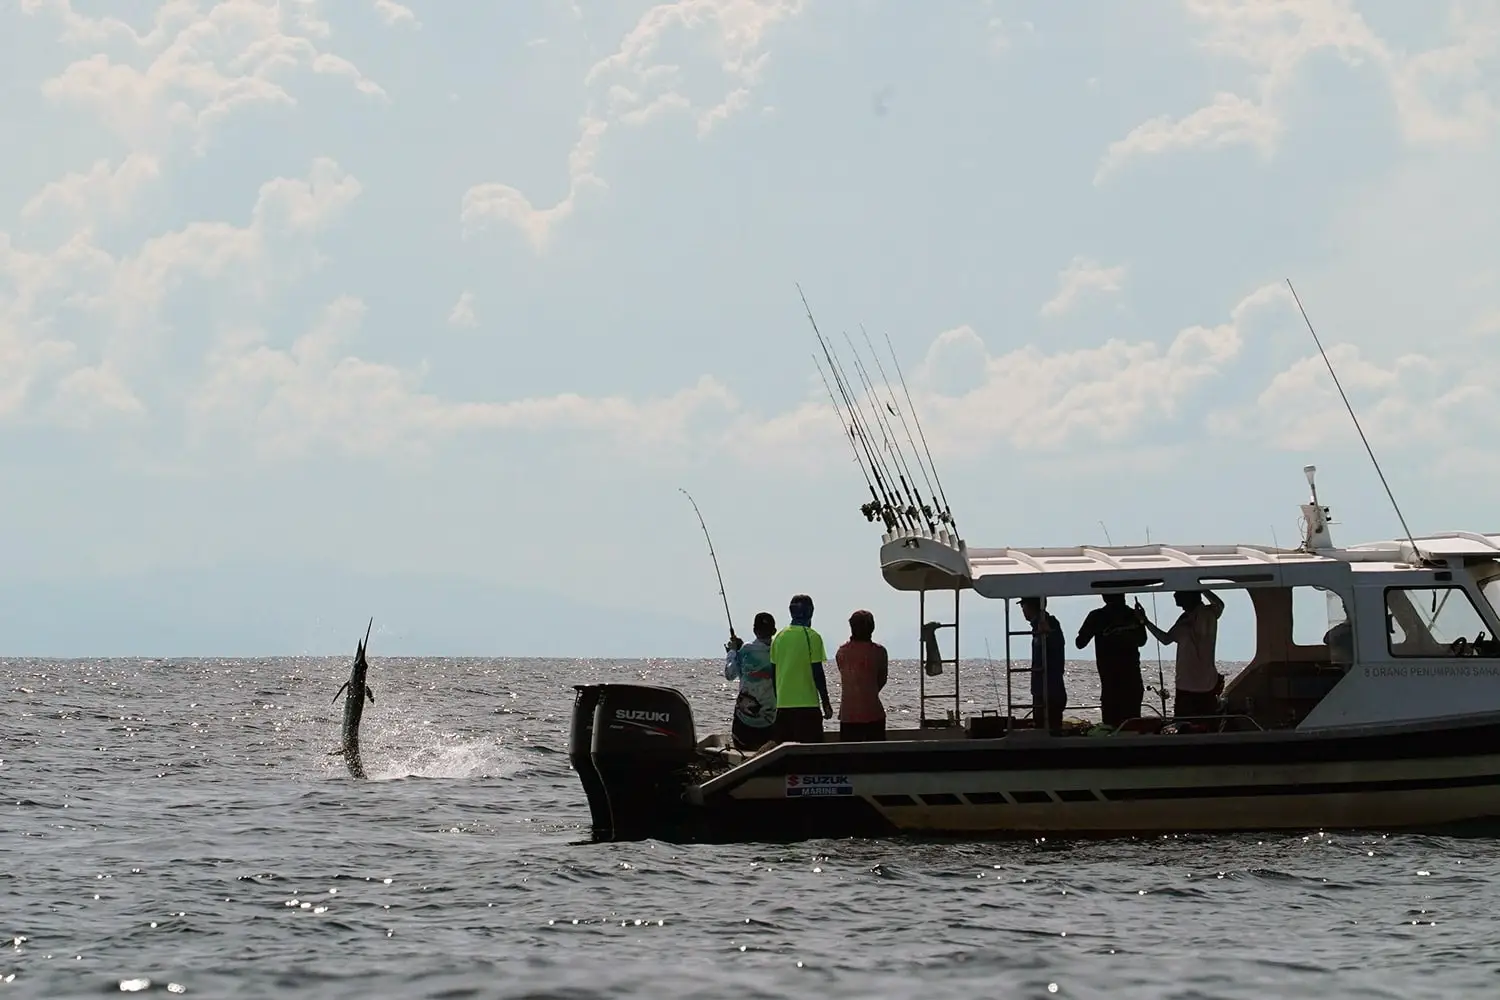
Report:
568,289,1500,843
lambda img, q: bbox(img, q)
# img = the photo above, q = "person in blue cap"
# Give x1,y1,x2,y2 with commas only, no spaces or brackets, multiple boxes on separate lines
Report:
769,593,834,743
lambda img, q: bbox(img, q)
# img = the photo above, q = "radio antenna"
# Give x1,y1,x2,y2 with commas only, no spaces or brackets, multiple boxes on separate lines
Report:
1286,279,1417,553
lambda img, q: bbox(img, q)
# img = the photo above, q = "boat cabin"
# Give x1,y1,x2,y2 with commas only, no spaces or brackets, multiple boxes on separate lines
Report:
878,467,1500,736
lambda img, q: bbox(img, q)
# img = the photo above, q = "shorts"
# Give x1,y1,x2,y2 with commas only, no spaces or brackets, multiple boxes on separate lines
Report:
774,707,825,745
732,715,775,751
839,719,886,742
1175,688,1219,719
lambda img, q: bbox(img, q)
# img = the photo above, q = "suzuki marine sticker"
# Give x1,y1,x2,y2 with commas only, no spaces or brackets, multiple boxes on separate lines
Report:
785,774,854,797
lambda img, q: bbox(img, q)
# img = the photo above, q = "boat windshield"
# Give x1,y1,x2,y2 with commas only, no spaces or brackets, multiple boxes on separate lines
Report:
1483,578,1500,621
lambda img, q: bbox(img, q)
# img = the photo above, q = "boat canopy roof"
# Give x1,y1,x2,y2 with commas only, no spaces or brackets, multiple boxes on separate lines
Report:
879,530,1500,600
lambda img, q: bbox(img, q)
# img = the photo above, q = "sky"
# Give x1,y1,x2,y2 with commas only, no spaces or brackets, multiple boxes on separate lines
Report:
1,0,1498,659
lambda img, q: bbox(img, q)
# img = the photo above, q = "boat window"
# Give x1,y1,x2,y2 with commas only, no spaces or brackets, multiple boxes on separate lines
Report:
1291,586,1348,656
1385,586,1489,657
1483,579,1500,620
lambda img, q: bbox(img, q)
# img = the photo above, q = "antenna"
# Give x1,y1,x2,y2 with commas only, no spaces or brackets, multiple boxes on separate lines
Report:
1286,279,1418,554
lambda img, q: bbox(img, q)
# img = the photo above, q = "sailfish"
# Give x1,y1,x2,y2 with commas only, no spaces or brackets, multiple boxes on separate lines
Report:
330,618,375,779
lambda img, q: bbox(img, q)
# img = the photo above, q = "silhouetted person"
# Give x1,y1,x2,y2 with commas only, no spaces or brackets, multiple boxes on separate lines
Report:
1076,593,1148,726
1020,596,1067,735
1137,590,1225,719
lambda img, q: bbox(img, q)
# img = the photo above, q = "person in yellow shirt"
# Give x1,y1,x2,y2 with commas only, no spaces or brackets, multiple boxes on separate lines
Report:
769,593,834,743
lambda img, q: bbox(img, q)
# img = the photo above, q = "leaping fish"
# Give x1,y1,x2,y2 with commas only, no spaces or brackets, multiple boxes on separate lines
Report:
330,617,375,779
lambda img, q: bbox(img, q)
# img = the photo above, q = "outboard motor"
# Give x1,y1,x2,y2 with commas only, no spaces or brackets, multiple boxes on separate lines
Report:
568,686,613,833
568,683,697,841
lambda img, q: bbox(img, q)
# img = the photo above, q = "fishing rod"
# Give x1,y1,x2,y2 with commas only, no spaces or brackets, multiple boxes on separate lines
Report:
863,324,941,526
842,328,931,532
1142,525,1168,717
1286,278,1417,553
813,351,890,526
799,285,907,529
813,352,882,503
800,287,890,512
983,638,1002,714
822,329,909,530
848,327,933,533
882,328,955,533
821,334,902,530
679,488,737,644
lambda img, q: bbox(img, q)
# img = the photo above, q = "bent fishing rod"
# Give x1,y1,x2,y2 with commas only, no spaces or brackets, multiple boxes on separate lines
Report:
679,487,737,644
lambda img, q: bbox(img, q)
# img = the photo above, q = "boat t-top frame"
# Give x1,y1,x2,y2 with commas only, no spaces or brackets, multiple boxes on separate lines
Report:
885,466,1500,732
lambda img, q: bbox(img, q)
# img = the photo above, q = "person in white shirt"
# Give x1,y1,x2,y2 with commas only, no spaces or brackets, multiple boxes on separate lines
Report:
1135,590,1225,719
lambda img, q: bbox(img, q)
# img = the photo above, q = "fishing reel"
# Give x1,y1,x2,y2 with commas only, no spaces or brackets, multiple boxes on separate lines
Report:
859,500,902,531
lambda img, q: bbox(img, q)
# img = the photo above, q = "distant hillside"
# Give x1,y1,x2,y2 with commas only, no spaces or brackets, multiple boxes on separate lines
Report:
0,563,719,658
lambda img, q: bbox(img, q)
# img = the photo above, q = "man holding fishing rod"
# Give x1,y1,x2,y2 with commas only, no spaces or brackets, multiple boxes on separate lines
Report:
681,488,832,747
725,613,779,751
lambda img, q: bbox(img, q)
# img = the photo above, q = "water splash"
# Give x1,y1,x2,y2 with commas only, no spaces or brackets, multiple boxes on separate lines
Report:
366,735,524,781
333,685,528,781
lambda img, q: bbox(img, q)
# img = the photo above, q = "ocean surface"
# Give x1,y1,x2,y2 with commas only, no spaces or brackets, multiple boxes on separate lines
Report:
5,653,1498,999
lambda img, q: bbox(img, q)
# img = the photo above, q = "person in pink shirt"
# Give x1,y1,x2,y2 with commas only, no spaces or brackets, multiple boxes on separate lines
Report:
835,610,889,741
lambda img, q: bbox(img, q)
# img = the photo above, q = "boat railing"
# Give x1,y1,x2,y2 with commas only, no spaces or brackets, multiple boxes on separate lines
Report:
1154,712,1266,734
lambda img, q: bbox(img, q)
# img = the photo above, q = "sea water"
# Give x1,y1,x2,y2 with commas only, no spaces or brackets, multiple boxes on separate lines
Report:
4,656,1496,998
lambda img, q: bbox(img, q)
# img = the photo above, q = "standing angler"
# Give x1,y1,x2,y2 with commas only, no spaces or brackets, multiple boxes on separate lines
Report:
330,618,375,779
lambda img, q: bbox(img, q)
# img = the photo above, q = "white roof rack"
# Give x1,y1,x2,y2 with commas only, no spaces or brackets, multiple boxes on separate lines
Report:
878,530,1500,600
1349,532,1500,558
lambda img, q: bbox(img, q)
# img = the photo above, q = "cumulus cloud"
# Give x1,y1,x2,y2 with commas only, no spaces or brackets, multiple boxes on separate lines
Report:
462,0,806,251
1040,256,1128,318
186,296,740,461
715,283,1297,470
59,262,1289,471
976,0,1036,56
1096,0,1500,182
19,153,163,233
373,1,419,28
908,283,1290,457
0,159,363,427
0,291,76,421
1096,93,1279,183
24,0,386,156
1211,343,1495,457
7,0,1487,490
448,292,477,328
462,116,608,253
96,157,361,333
46,364,148,430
